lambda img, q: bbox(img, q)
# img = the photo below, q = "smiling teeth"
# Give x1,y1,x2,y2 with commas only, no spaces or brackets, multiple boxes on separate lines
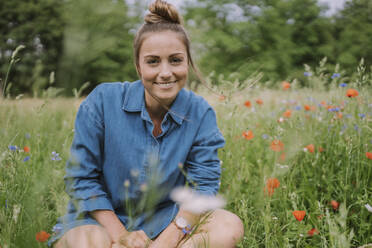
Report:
156,81,176,87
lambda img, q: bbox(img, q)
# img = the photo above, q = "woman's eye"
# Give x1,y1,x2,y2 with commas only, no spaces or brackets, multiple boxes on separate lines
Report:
146,59,159,64
170,57,183,64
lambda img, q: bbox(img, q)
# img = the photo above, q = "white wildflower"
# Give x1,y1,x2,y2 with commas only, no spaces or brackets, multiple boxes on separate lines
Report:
170,187,226,214
365,204,372,213
12,204,21,223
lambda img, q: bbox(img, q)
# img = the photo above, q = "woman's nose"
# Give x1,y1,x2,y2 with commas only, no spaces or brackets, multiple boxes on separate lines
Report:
159,63,172,79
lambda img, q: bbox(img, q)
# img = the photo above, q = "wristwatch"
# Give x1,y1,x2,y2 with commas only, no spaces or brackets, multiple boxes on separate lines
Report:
173,216,192,235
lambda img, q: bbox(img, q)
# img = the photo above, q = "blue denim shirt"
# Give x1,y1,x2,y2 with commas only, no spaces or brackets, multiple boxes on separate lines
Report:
49,80,225,245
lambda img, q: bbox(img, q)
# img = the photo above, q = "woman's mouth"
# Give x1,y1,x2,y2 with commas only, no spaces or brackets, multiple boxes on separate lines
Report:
153,81,177,89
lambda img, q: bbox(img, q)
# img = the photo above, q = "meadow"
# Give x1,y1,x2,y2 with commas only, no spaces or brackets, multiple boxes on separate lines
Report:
0,72,372,247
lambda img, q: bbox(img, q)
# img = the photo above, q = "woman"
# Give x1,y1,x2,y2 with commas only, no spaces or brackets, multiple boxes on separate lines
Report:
50,1,244,247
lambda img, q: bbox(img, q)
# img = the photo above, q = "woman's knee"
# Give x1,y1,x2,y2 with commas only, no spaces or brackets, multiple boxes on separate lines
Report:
54,225,111,248
219,210,244,237
208,209,244,246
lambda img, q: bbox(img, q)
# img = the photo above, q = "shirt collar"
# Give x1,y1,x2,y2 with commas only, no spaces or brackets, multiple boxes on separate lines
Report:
122,80,190,125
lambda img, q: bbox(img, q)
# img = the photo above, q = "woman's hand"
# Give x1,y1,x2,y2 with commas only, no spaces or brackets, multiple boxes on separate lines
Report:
118,230,152,248
148,222,184,248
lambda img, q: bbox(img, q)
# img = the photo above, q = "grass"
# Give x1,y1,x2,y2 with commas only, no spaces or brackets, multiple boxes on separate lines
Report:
0,81,371,247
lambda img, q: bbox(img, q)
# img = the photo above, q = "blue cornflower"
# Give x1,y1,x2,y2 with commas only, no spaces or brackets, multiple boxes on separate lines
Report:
262,134,269,139
339,83,347,87
25,133,31,139
358,113,366,119
304,72,312,77
8,145,18,151
51,151,62,161
331,73,341,79
295,106,301,110
23,156,30,162
344,114,352,119
354,125,359,131
328,107,340,112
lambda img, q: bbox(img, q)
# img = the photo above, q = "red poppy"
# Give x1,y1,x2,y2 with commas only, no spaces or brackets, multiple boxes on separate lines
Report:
271,140,284,152
304,105,311,111
318,147,325,153
36,231,50,242
366,152,372,160
280,152,286,162
305,144,315,153
265,178,280,196
292,210,306,222
346,89,359,98
256,99,263,105
308,228,319,236
283,110,292,118
330,200,340,210
336,112,343,119
244,100,251,108
320,101,326,107
242,130,254,140
266,178,280,189
23,146,30,153
282,81,291,90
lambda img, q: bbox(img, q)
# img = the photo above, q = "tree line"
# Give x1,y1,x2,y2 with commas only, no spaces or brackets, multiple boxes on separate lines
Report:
0,0,371,96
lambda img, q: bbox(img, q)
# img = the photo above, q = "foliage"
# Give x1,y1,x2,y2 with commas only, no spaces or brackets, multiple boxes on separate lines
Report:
1,0,372,95
0,0,65,96
57,0,137,95
1,65,372,247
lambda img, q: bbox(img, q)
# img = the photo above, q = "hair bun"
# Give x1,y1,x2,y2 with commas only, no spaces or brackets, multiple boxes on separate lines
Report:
145,0,182,25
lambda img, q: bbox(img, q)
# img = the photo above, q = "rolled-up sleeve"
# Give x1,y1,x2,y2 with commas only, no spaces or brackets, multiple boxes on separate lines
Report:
64,100,113,215
185,108,225,195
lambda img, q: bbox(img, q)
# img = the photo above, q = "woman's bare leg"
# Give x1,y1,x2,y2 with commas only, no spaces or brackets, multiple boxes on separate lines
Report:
54,225,112,248
179,209,244,248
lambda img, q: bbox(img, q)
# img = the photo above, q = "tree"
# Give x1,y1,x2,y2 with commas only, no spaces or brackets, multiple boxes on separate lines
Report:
0,0,64,96
334,0,372,71
57,0,137,95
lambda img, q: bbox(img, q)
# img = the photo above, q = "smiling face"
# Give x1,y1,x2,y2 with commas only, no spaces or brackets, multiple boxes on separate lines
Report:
137,31,189,108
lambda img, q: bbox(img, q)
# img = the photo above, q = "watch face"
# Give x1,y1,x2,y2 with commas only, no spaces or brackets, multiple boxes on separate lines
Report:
175,217,187,228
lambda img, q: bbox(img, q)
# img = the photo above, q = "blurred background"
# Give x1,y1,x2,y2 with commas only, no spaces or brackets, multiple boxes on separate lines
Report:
0,0,371,96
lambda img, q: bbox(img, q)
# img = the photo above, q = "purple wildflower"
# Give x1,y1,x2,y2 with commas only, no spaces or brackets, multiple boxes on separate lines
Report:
328,107,340,112
8,145,18,151
331,73,341,79
358,113,366,119
304,72,312,77
339,83,347,87
51,151,62,161
25,133,31,139
262,134,269,139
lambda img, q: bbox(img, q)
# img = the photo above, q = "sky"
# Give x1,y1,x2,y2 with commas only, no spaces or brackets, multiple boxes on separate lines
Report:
135,0,348,16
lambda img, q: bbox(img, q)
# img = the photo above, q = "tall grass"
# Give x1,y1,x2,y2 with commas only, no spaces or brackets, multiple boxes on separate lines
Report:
0,77,371,247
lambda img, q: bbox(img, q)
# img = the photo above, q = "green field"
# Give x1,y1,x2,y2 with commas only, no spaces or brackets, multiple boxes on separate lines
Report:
1,81,372,247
